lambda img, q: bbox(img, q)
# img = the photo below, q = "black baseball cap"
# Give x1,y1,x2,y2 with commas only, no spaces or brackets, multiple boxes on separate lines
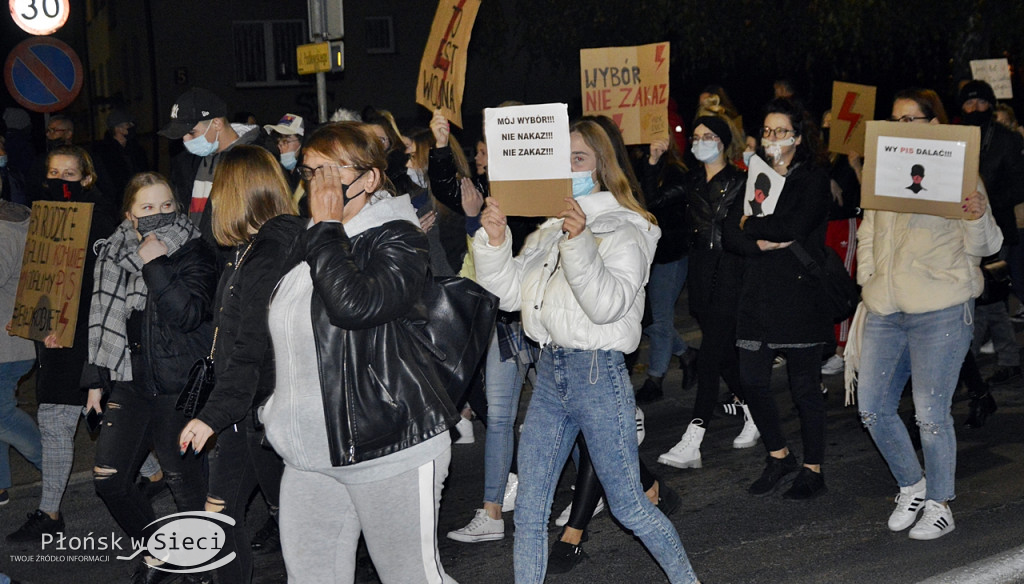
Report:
158,88,228,139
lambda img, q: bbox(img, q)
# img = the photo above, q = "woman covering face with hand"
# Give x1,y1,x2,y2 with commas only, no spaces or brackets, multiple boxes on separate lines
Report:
87,171,217,582
472,119,701,584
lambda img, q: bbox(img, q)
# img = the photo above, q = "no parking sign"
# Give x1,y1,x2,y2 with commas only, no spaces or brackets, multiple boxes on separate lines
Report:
3,36,83,113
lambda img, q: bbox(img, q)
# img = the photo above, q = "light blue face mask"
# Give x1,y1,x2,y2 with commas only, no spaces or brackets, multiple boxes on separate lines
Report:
0,155,7,168
571,170,596,198
742,151,755,166
183,125,220,157
280,150,298,171
691,141,721,163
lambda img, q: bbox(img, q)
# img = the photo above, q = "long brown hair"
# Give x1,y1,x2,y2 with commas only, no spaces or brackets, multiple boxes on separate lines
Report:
570,119,656,226
893,88,948,124
302,122,395,197
210,145,298,246
121,172,175,216
46,145,98,190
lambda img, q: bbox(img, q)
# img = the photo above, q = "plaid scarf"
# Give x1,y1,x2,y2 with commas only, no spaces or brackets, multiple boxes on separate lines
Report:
88,214,201,381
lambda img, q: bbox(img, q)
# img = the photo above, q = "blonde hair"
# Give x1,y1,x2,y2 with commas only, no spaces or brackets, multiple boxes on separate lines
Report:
696,95,746,162
210,145,298,246
570,120,656,226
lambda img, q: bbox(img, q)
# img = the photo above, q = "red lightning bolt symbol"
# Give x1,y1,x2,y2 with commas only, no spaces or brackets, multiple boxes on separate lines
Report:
837,92,862,144
654,45,667,71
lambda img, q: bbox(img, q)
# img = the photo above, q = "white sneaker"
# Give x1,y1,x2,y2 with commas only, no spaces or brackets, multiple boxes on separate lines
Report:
502,473,518,512
773,355,787,368
908,500,955,540
636,406,646,445
732,404,760,449
447,509,504,542
980,340,995,355
821,354,845,376
455,417,475,444
888,478,927,532
554,496,605,527
657,420,705,468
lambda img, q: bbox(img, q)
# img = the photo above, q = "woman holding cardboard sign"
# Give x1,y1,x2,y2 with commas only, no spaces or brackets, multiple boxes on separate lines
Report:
473,119,700,584
853,89,1002,540
722,98,832,500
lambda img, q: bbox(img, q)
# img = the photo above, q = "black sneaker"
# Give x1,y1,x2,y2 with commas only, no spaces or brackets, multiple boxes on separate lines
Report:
7,509,65,543
986,366,1022,386
635,377,664,404
782,468,827,500
250,514,280,555
748,454,800,496
656,483,682,517
547,540,587,574
0,489,9,506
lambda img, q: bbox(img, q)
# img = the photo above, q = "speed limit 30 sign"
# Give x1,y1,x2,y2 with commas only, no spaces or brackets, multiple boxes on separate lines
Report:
9,0,71,36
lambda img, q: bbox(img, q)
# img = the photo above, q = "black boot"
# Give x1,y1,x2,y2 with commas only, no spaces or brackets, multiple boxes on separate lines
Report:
965,391,997,428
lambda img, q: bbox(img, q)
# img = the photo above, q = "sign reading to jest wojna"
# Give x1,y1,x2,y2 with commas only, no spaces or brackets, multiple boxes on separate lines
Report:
415,0,481,128
580,42,670,145
10,201,93,347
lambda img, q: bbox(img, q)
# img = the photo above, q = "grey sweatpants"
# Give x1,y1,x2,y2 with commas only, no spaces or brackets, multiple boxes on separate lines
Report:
278,446,458,584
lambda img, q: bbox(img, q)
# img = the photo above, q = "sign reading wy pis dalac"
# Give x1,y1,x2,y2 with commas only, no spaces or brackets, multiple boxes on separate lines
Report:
580,42,670,145
415,0,481,128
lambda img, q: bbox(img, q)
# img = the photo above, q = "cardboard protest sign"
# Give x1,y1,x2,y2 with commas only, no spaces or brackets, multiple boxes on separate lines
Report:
829,81,876,155
861,121,980,218
10,201,94,347
743,155,785,217
970,58,1012,100
580,42,670,145
485,103,571,217
415,0,482,128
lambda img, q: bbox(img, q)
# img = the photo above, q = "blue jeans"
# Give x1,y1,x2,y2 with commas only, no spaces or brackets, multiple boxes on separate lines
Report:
483,328,531,505
514,347,697,584
857,302,973,502
644,258,689,377
0,360,41,490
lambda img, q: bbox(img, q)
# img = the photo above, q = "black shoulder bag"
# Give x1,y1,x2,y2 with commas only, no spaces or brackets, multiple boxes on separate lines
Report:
789,242,860,323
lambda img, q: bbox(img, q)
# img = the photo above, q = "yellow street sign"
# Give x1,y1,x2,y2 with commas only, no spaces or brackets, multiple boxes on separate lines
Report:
297,42,331,75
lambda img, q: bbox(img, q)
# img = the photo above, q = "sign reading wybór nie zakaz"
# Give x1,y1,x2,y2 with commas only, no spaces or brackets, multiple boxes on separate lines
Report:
580,42,670,145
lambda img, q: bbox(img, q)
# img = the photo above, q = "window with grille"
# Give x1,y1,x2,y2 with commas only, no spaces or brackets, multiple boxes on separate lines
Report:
365,16,395,54
233,20,308,87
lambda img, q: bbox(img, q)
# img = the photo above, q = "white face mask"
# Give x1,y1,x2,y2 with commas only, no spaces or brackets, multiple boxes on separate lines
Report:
763,137,796,165
406,166,428,189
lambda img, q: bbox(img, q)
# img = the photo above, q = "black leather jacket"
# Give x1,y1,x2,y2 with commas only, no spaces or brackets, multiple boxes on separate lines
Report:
685,164,745,252
282,218,458,467
640,159,689,264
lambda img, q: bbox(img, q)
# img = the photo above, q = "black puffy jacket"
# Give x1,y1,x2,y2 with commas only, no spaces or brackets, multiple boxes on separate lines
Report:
197,215,306,432
127,237,218,395
283,218,458,467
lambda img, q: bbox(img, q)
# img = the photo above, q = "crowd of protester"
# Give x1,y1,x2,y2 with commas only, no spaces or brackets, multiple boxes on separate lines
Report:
0,74,1022,584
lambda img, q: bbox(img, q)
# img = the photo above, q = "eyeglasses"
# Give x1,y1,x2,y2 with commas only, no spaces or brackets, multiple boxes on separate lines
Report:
277,136,300,148
46,127,70,135
691,133,721,143
295,164,356,181
888,115,932,123
761,127,795,139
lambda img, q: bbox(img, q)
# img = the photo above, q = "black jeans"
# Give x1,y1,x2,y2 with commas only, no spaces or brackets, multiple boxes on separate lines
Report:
207,412,284,584
93,385,206,539
739,344,826,465
692,310,744,424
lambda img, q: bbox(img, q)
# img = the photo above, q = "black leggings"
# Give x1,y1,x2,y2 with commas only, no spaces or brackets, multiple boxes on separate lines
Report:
564,434,656,532
206,412,284,584
691,310,744,424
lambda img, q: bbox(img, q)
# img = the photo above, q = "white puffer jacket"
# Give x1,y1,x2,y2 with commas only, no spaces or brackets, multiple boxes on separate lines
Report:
473,191,660,352
857,207,1002,315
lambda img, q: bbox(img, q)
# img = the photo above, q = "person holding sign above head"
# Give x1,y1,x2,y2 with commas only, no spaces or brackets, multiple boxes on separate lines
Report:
6,145,119,544
87,171,217,583
473,119,701,584
657,112,754,470
853,89,1002,540
722,98,832,500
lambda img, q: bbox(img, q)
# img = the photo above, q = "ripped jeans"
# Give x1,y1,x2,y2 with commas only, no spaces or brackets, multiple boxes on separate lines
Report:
856,302,973,503
93,384,206,538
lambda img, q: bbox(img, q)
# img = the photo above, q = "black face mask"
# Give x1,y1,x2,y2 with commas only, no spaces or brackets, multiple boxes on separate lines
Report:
136,212,177,236
962,109,993,127
342,172,367,206
46,179,83,201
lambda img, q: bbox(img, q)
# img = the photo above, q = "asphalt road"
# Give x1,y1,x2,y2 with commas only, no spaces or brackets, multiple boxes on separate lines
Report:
3,310,1024,584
